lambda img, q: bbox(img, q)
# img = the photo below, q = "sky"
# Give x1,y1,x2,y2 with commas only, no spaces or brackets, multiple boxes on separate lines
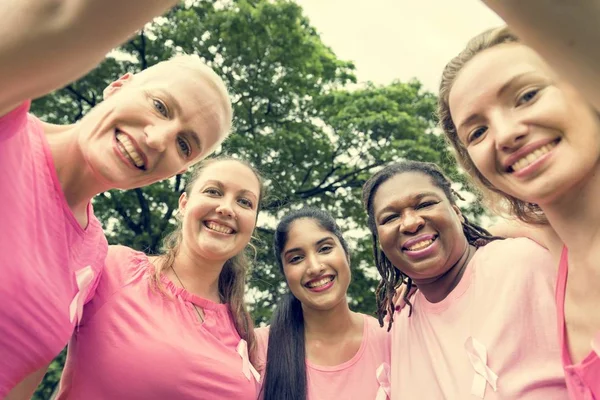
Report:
296,0,503,92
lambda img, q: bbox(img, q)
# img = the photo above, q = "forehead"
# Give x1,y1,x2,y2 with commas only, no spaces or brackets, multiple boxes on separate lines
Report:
193,161,260,195
449,43,555,121
284,218,333,250
138,66,229,145
372,172,445,211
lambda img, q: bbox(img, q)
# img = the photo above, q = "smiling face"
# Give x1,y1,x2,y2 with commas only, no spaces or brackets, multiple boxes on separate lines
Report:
281,218,351,312
178,160,260,263
372,171,467,281
76,59,231,190
449,43,600,206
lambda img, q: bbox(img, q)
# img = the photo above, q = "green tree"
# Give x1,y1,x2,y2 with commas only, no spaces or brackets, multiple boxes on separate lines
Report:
30,1,476,397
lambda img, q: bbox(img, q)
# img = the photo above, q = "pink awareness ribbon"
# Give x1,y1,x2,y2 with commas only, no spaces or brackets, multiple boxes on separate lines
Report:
375,362,391,400
237,339,261,383
69,265,94,325
465,336,498,398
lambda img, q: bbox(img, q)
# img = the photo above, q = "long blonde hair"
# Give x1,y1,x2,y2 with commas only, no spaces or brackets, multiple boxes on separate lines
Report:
152,157,265,364
437,26,547,225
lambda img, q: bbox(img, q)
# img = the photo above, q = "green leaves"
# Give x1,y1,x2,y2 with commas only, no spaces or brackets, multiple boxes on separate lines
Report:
30,1,486,396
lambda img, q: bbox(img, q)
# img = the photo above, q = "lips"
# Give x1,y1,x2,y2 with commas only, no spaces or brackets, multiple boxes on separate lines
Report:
503,138,560,173
115,131,148,170
305,275,335,289
203,220,236,234
402,234,437,251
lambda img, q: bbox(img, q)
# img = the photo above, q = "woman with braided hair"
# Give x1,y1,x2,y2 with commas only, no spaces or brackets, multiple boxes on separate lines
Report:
362,160,567,399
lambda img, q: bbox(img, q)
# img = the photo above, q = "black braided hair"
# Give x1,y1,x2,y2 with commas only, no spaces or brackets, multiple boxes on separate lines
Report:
361,161,503,331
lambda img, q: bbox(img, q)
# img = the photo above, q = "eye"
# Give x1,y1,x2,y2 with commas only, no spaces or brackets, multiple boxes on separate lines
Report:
380,214,398,225
238,198,254,209
318,244,333,254
516,88,539,106
415,201,438,210
153,99,169,117
177,137,191,158
203,187,221,196
468,126,488,143
288,255,303,264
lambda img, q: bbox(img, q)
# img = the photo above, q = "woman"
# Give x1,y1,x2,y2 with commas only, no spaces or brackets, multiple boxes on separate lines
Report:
362,160,567,399
56,157,263,399
0,2,232,396
257,207,391,400
438,25,600,398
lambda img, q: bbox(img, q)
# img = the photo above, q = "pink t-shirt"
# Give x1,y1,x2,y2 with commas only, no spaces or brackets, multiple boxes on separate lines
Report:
556,247,600,399
255,314,391,400
0,103,107,396
390,238,568,399
57,245,259,399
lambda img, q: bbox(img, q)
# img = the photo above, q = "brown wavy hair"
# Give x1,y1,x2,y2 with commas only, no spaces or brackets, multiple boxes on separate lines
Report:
437,26,547,225
152,156,265,364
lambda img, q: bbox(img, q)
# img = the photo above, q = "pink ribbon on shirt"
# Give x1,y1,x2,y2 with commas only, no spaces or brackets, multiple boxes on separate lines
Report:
69,265,95,325
465,336,498,398
375,362,391,400
237,339,261,383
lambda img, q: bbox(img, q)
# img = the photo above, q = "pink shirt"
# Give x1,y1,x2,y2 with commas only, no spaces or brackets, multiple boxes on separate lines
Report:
390,238,567,399
256,314,391,400
57,245,259,399
557,247,600,399
0,103,107,396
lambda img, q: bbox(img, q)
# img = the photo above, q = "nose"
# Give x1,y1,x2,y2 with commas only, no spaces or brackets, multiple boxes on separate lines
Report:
306,254,325,276
492,111,529,152
401,210,424,234
215,199,237,220
144,123,177,152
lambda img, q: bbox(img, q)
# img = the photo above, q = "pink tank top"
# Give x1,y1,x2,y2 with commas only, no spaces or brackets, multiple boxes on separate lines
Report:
556,247,600,399
0,103,107,396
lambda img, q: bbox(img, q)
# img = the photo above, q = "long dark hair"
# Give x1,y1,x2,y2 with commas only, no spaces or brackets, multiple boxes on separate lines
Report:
361,161,502,331
261,207,350,400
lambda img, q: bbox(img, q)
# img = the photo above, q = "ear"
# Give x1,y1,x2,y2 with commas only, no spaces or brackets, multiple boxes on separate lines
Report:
103,73,134,99
178,192,188,215
452,204,465,223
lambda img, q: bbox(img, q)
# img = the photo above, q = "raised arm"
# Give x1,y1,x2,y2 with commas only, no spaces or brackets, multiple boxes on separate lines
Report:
481,0,600,112
0,0,179,116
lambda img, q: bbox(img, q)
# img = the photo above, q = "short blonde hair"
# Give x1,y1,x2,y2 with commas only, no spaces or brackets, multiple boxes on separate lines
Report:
437,26,547,225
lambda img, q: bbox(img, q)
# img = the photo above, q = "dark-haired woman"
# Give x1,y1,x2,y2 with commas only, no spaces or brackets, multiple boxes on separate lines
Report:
256,207,391,400
362,161,567,399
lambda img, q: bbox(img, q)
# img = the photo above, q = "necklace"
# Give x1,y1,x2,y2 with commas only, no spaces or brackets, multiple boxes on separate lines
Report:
170,266,205,323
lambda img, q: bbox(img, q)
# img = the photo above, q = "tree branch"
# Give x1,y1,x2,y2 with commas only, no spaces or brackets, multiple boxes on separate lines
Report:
98,192,141,235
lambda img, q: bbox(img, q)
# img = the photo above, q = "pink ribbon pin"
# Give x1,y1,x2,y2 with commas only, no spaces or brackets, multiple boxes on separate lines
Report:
465,336,498,398
237,339,261,383
69,265,94,325
376,362,391,400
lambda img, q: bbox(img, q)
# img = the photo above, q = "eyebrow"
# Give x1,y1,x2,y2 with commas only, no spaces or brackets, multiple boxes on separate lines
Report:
283,236,334,258
156,89,203,152
456,71,538,133
376,192,441,218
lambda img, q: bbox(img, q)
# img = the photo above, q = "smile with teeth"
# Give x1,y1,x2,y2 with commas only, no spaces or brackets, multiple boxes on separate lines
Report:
116,132,145,169
204,221,234,235
510,141,558,172
405,238,435,252
305,276,334,289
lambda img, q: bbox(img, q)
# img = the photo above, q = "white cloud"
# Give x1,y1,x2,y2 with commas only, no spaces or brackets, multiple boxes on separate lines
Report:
296,0,503,92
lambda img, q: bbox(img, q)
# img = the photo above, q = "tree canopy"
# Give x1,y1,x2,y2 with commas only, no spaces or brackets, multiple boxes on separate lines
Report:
31,1,481,397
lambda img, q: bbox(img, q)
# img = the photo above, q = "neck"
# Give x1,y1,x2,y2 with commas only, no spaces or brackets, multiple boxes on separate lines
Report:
542,167,600,263
413,242,476,303
44,122,110,217
302,298,357,340
168,246,224,303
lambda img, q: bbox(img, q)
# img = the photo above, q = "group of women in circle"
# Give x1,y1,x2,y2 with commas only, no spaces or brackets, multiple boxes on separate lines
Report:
1,0,599,399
